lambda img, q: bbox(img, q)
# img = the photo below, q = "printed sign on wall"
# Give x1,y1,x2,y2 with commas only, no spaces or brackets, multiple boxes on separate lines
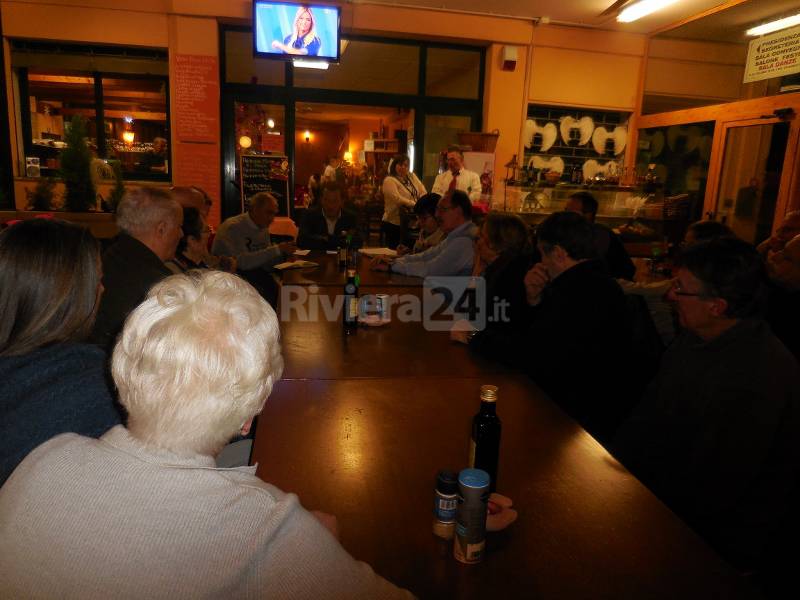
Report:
744,25,800,84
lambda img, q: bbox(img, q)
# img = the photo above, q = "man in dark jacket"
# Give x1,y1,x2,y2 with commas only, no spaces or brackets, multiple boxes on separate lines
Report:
765,233,800,361
470,211,634,442
89,187,182,350
297,182,361,251
566,191,635,280
614,238,800,573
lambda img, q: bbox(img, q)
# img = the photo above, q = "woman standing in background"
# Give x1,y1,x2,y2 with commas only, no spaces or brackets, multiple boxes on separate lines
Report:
381,154,426,249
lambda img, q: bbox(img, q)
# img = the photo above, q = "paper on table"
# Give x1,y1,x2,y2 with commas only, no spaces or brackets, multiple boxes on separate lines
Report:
274,260,318,270
293,249,311,256
359,247,398,258
326,250,338,255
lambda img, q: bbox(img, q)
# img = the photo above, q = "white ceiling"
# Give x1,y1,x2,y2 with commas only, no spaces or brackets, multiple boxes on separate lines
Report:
355,0,729,34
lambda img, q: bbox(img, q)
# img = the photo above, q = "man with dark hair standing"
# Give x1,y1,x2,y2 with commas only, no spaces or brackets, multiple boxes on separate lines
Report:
297,182,360,251
765,233,800,360
565,191,635,280
431,146,482,202
614,237,800,575
470,211,633,441
371,190,476,277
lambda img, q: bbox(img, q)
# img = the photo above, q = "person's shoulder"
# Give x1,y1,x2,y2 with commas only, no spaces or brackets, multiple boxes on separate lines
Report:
218,212,247,231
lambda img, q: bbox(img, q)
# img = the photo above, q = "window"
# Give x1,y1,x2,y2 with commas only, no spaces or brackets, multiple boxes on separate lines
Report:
102,77,169,178
12,42,170,180
425,48,481,99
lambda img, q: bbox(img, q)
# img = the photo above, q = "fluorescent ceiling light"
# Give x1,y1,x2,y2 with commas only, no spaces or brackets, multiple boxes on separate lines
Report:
617,0,679,23
747,13,800,37
293,59,329,70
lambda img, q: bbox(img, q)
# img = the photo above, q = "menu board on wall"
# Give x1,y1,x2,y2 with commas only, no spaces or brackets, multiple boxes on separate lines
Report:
173,55,219,143
240,154,290,215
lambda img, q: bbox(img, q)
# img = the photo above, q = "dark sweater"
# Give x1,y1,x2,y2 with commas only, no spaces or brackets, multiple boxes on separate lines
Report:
471,259,634,441
0,343,121,485
765,282,800,362
297,208,361,251
89,233,171,350
613,319,800,569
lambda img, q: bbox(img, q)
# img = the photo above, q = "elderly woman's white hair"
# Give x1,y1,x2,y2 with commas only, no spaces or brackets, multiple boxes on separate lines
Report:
112,270,283,456
116,186,180,237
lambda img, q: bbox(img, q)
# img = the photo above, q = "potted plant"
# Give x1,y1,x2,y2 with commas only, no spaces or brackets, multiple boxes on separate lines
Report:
28,177,57,211
60,115,96,212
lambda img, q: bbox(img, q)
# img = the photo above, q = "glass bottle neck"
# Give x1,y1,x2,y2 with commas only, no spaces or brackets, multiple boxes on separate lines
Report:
479,400,496,415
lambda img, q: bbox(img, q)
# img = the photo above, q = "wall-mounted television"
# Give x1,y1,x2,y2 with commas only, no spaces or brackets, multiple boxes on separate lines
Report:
253,2,341,63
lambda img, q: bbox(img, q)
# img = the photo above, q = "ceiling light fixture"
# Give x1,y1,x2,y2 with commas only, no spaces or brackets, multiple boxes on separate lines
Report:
747,12,800,37
294,59,329,70
617,0,679,23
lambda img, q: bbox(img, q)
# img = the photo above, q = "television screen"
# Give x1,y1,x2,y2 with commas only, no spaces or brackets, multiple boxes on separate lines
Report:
253,2,341,62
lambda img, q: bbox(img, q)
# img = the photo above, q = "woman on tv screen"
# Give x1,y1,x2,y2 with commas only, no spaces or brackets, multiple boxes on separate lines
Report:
271,6,321,56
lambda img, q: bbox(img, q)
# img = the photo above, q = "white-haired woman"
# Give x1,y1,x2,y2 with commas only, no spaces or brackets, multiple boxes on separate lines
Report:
0,271,410,599
271,6,321,56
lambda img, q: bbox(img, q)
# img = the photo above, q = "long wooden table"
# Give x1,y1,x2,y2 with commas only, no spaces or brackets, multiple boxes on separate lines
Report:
279,251,423,287
251,265,757,598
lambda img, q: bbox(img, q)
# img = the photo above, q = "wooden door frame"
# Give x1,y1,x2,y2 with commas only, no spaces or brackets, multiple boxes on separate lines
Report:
637,92,800,234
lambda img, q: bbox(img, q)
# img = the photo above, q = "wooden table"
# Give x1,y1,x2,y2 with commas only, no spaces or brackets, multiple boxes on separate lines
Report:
279,251,422,287
252,277,757,599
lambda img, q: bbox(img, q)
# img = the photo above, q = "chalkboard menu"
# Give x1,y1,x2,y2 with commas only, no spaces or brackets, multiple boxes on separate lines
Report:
239,154,290,215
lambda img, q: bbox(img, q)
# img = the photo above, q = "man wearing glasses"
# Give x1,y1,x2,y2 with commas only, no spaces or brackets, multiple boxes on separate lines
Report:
371,190,477,277
614,237,800,576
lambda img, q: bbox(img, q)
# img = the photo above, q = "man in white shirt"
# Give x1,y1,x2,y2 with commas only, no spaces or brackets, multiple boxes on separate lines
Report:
431,146,482,202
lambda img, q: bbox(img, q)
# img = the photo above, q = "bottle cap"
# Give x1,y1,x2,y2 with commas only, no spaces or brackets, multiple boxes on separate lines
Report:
458,468,490,489
480,384,498,403
346,269,356,278
436,470,458,495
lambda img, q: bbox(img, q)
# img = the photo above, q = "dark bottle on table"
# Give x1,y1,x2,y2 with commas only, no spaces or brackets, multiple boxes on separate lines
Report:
468,385,501,493
338,230,348,269
343,268,359,335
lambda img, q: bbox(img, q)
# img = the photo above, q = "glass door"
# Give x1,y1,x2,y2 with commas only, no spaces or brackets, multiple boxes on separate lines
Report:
712,120,790,245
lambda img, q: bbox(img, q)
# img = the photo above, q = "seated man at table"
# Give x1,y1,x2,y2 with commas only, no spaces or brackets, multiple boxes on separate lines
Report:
212,192,295,304
372,190,477,277
297,182,361,251
565,191,635,281
613,238,800,573
468,211,634,442
765,233,800,360
89,186,182,350
0,271,411,600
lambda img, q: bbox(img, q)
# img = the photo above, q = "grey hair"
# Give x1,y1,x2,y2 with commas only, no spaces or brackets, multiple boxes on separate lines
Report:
116,186,180,236
111,270,284,456
249,192,277,210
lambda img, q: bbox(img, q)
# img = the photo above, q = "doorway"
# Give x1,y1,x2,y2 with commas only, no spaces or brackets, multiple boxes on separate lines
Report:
712,120,791,245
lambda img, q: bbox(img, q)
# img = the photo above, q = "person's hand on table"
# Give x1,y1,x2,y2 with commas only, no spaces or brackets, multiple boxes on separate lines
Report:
370,256,391,271
395,244,409,257
486,493,518,532
524,263,549,306
311,510,339,540
450,319,476,344
278,241,297,256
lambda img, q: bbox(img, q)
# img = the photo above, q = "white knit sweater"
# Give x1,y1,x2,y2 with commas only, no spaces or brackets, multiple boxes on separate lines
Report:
0,426,412,600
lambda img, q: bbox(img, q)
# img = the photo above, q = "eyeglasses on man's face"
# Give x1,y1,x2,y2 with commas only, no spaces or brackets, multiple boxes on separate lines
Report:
669,278,704,298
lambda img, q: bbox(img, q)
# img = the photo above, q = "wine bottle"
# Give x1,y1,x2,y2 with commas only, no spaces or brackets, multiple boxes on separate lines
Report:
343,268,359,335
468,385,501,493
